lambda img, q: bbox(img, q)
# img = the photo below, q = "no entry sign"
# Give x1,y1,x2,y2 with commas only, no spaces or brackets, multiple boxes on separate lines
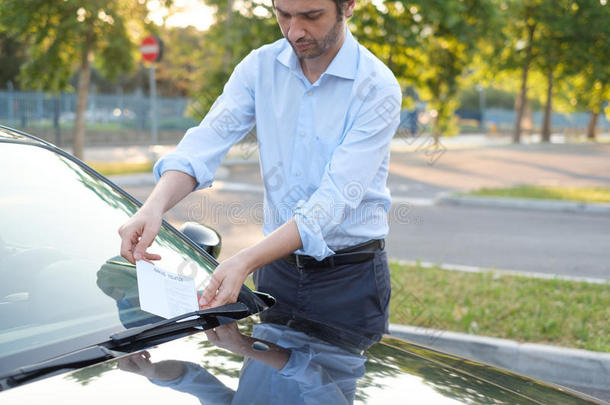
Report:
140,35,163,63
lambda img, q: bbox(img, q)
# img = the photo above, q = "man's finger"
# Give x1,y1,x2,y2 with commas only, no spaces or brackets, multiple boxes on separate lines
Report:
199,275,221,307
120,232,136,264
143,252,162,261
133,225,158,260
204,328,218,343
131,352,152,369
206,287,235,309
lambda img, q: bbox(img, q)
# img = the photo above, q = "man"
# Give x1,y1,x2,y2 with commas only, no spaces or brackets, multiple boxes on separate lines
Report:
119,0,401,340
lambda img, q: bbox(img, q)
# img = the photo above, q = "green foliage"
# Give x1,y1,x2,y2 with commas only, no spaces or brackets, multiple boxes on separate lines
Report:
459,86,516,111
558,0,610,116
3,0,606,137
187,1,280,118
486,0,610,124
467,184,610,204
0,33,26,88
0,0,165,91
352,0,500,139
155,25,205,97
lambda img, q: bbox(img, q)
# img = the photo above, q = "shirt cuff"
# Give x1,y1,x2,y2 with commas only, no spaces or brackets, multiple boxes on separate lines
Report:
153,153,214,190
293,201,336,260
149,361,198,388
278,347,314,380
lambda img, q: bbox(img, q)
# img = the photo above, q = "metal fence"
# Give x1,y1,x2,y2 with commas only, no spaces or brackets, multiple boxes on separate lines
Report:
0,90,199,146
0,90,607,147
484,108,610,133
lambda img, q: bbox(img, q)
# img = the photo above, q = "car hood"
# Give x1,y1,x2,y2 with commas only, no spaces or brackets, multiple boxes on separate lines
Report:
0,316,600,405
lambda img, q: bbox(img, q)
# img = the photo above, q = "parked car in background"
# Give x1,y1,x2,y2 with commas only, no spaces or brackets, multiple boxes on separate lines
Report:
0,125,603,404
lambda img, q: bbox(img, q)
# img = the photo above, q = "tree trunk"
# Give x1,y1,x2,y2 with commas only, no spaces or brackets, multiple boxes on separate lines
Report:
586,111,599,140
222,0,233,72
73,35,93,159
541,66,553,143
433,120,440,145
513,23,536,144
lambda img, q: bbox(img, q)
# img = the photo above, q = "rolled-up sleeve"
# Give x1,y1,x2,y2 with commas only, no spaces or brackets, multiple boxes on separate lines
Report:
293,84,401,259
153,50,258,190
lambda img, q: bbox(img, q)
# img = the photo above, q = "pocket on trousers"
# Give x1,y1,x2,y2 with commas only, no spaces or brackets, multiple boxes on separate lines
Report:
373,251,391,313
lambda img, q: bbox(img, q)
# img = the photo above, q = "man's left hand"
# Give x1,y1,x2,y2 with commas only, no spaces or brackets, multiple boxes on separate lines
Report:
198,255,251,309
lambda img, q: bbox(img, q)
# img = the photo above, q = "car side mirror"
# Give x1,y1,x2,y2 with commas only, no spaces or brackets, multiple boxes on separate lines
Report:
179,222,222,259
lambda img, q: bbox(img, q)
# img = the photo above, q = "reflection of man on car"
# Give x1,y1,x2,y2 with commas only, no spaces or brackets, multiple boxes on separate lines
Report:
119,315,367,404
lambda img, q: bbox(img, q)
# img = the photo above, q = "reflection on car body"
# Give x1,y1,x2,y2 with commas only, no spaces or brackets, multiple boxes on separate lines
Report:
120,309,368,404
0,125,604,404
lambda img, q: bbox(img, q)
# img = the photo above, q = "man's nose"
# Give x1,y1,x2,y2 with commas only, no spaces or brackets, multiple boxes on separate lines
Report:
287,17,306,42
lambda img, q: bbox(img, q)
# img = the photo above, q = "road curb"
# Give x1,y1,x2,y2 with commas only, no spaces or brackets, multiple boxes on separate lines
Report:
393,259,609,284
389,324,610,394
108,166,231,188
439,195,610,215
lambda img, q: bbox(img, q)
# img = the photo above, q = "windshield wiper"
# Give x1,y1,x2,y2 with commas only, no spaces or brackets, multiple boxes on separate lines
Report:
1,294,274,390
0,346,124,389
0,303,250,390
109,301,251,347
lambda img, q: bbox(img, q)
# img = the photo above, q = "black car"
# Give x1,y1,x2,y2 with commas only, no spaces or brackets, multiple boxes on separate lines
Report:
0,125,604,404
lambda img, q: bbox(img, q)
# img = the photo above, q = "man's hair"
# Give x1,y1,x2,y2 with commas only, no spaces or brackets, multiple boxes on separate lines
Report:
272,0,352,21
333,0,351,19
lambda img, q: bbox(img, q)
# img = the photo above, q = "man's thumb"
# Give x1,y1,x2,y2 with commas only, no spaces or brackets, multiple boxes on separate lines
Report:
134,226,157,260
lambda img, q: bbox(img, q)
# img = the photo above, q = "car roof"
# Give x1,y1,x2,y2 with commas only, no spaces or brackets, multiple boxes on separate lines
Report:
0,125,55,147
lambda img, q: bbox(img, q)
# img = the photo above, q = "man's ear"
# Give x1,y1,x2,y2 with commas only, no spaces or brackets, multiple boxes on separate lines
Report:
344,0,356,18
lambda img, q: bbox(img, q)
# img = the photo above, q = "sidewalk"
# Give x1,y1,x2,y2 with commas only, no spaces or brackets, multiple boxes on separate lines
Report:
95,134,610,214
387,137,610,197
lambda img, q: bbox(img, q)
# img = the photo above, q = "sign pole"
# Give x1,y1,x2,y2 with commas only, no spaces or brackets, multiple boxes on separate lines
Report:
140,35,163,148
149,64,158,146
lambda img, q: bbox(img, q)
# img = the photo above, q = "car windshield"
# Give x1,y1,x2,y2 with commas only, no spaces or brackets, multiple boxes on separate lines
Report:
0,140,215,374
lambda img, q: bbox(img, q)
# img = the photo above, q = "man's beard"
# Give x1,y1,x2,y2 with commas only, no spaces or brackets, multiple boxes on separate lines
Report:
290,19,343,59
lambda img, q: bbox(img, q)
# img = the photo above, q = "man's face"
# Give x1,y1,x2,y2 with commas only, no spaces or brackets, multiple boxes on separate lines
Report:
274,0,346,60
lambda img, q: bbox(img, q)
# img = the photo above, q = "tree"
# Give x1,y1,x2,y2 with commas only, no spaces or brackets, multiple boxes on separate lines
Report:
488,0,609,143
188,0,280,118
0,33,26,89
531,0,607,143
493,0,543,143
352,0,499,143
534,2,570,142
154,26,206,97
0,0,167,158
560,0,610,140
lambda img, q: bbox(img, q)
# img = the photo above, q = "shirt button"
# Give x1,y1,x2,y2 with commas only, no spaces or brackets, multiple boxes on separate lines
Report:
296,170,302,177
307,91,313,96
300,131,305,137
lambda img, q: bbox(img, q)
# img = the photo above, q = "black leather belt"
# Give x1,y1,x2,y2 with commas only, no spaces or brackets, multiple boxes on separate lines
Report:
283,239,385,269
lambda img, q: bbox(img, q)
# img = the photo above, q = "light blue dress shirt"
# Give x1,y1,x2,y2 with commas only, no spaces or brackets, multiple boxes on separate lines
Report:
154,28,401,260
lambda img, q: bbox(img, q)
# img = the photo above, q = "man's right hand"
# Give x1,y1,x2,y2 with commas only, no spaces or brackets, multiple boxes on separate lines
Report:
118,170,198,264
118,351,186,381
118,208,163,264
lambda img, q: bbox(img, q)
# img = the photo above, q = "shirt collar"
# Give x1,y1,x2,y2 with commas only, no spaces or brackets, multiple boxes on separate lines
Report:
276,27,358,81
324,28,358,80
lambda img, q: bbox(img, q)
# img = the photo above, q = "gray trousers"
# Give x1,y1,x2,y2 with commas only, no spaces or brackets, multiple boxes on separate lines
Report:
253,250,391,342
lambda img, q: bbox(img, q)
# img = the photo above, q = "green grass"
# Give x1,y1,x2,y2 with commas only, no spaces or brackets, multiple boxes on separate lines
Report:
389,262,610,352
87,161,153,176
467,184,610,203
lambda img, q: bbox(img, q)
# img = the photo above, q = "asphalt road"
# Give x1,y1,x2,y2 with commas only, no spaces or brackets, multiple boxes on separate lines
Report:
116,142,610,279
386,203,610,279
123,181,610,280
